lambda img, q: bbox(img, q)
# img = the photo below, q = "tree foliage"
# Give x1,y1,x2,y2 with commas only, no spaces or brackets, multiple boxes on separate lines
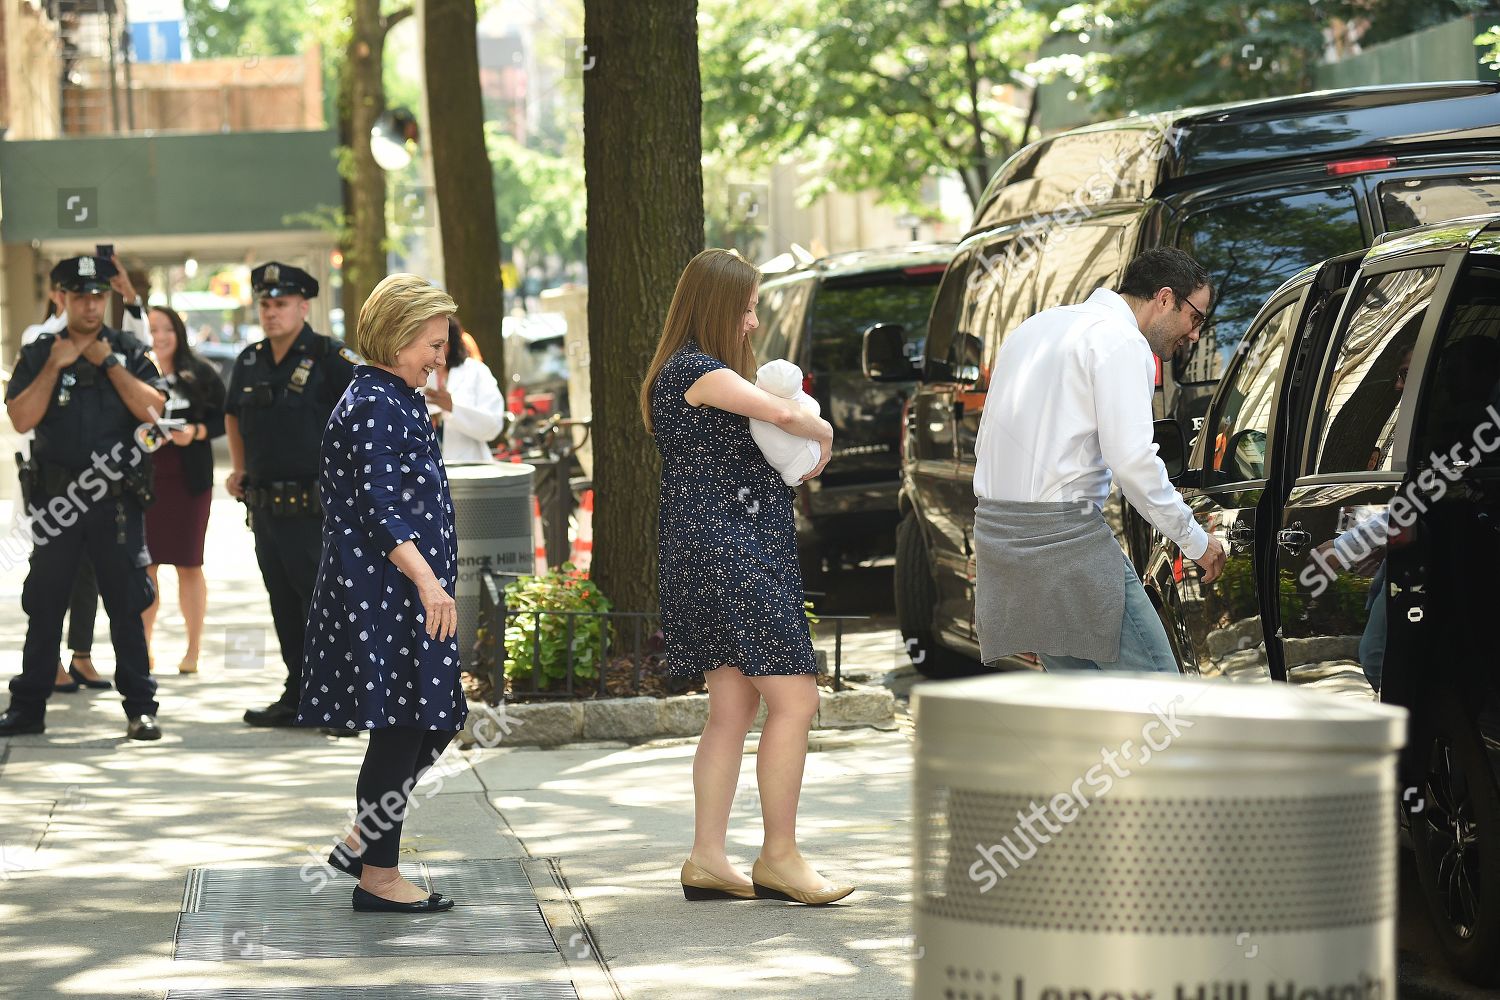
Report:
488,128,586,267
181,0,327,59
700,0,1048,211
1037,0,1495,116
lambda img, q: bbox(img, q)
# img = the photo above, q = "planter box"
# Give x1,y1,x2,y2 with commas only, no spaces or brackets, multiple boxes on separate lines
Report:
458,682,895,749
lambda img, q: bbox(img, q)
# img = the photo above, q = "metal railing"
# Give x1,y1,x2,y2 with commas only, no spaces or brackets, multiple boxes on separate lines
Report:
474,568,866,701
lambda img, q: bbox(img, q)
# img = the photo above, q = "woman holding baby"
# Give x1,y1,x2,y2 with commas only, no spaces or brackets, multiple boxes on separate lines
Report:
640,248,853,906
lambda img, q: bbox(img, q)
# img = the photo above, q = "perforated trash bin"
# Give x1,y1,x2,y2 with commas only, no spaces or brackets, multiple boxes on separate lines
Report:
447,462,535,668
911,673,1406,1000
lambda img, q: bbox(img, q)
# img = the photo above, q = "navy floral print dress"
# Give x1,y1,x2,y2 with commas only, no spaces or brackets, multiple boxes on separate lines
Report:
296,365,467,732
650,342,816,677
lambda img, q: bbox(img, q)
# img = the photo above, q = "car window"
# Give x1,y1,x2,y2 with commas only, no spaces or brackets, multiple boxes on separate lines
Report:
962,235,1029,391
1204,297,1299,484
1379,175,1500,231
808,270,943,373
1032,223,1126,312
1410,256,1500,465
1177,187,1364,384
1311,266,1441,476
920,247,974,379
750,277,812,364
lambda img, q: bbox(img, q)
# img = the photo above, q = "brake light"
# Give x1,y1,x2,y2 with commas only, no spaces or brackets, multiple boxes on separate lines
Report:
1326,156,1396,176
802,372,815,395
1154,354,1162,388
903,264,949,275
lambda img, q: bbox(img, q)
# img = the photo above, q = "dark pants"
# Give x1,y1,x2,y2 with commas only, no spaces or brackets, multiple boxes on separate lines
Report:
250,512,321,708
67,555,98,654
354,727,457,868
11,498,157,720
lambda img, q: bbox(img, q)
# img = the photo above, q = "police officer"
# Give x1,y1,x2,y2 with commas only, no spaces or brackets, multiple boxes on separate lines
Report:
227,262,359,727
0,256,167,739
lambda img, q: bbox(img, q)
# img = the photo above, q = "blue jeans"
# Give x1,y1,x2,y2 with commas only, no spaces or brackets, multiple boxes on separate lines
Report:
1038,554,1179,673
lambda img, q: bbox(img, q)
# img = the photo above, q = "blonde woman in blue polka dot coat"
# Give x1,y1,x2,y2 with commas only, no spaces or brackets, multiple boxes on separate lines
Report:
298,274,464,914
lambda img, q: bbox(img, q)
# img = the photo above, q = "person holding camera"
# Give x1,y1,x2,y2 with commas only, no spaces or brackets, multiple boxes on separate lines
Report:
0,255,167,740
142,304,226,675
224,262,359,728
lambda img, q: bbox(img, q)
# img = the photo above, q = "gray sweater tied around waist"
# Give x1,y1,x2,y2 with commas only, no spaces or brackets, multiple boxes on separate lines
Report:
973,497,1127,665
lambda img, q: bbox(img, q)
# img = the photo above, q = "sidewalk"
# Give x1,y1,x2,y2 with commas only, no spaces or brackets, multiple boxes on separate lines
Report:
0,486,916,1000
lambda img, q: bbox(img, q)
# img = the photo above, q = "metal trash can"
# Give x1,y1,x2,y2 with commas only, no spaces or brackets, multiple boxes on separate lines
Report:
912,673,1406,1000
447,462,535,666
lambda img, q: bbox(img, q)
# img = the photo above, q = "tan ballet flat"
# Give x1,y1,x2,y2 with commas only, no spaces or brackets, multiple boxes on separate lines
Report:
680,858,757,901
751,857,854,905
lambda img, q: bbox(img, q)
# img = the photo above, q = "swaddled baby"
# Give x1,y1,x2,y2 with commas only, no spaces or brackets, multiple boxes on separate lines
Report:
749,359,821,486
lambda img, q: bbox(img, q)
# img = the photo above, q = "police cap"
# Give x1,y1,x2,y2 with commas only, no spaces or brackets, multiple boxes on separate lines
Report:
51,255,117,294
251,261,319,300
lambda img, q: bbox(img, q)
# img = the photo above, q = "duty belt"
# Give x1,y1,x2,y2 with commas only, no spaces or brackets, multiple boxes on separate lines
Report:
243,479,322,517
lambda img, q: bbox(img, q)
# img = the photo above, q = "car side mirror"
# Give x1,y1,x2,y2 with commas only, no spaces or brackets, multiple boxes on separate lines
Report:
862,323,918,382
1223,428,1268,481
1154,418,1199,487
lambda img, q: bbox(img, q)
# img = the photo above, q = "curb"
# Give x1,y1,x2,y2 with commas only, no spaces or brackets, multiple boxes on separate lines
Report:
457,682,897,748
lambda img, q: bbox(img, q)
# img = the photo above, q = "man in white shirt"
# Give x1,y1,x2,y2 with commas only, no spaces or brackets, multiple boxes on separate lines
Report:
972,248,1226,672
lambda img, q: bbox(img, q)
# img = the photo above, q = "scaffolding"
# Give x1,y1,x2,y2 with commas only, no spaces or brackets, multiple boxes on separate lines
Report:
49,0,134,135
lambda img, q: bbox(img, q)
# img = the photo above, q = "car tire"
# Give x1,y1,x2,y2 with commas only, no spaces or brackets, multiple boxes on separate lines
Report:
1409,692,1500,986
894,510,981,679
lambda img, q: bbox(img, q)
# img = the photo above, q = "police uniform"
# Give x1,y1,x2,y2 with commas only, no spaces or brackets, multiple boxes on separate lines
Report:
228,262,359,726
0,256,163,739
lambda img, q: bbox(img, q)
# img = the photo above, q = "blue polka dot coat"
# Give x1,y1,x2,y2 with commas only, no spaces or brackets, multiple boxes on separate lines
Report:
296,365,467,732
650,343,816,677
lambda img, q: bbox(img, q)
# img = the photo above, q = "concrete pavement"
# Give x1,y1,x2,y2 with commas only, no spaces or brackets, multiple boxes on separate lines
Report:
0,471,918,1000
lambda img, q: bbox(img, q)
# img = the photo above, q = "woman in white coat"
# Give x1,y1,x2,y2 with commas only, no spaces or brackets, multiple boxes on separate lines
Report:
423,318,508,463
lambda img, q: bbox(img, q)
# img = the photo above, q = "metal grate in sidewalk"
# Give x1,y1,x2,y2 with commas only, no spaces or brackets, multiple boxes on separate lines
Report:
173,859,557,961
164,986,579,1000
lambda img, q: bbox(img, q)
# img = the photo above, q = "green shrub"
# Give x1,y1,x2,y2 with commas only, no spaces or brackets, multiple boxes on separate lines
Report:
503,564,613,689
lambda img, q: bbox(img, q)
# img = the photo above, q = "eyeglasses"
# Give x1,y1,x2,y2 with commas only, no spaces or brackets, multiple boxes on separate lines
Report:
1178,295,1207,330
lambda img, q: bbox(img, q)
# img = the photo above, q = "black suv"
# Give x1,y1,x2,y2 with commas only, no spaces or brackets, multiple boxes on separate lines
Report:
1141,215,1500,985
869,82,1500,676
752,243,954,581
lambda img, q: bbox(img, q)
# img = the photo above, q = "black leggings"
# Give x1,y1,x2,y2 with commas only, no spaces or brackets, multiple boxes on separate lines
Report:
354,726,456,868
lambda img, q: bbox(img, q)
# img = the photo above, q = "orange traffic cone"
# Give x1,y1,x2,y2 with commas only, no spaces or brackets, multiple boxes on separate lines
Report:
572,489,594,573
532,495,548,574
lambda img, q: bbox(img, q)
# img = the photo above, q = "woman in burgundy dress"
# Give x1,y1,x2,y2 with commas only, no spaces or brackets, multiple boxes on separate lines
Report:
143,306,226,674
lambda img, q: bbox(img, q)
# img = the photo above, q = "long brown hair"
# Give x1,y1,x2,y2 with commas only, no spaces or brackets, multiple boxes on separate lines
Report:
639,248,759,433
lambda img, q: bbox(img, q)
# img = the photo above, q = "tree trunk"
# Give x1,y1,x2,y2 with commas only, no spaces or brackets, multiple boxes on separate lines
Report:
583,0,703,612
423,0,504,367
343,0,395,326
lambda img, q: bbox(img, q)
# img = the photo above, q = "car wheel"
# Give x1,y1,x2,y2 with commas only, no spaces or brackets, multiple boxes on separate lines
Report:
894,511,981,679
1410,693,1500,986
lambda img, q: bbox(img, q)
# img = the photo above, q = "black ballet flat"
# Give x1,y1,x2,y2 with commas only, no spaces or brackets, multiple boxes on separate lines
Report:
69,664,113,690
351,885,455,913
328,843,363,878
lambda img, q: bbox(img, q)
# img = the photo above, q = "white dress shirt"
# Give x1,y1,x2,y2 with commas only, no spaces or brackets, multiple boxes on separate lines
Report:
425,357,507,464
973,287,1209,561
